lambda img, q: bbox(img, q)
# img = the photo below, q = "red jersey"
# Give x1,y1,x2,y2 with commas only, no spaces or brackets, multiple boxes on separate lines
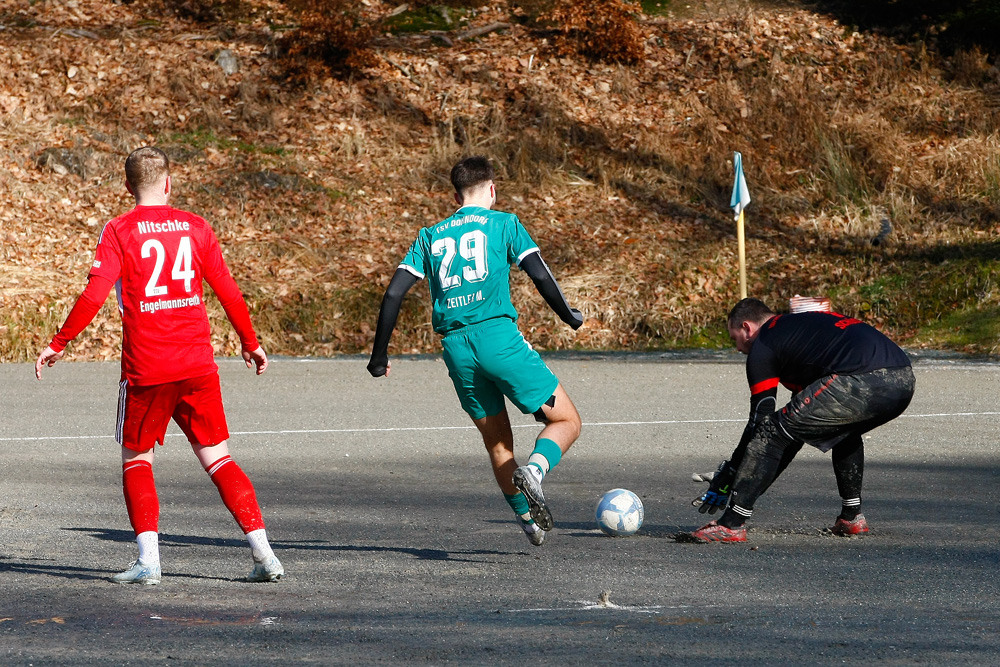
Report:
55,205,258,386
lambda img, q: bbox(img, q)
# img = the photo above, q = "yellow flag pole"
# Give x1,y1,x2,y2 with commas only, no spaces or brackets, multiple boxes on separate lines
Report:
737,209,747,299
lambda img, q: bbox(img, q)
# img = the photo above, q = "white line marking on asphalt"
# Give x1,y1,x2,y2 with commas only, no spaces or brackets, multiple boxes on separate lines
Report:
508,600,682,614
1,411,998,442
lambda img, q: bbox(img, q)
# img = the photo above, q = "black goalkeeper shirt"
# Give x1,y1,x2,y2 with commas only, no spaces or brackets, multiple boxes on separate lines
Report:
750,312,910,390
719,311,912,467
744,312,911,424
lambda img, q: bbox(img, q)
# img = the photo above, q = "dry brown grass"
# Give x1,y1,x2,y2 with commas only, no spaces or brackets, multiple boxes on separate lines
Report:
543,0,646,64
3,0,1000,362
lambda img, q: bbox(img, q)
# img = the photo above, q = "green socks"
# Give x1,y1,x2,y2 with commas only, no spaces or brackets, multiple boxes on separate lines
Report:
505,439,564,523
527,438,562,479
504,492,533,523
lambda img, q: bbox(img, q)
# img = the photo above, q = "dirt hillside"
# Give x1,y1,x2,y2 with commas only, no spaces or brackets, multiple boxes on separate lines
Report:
2,0,999,362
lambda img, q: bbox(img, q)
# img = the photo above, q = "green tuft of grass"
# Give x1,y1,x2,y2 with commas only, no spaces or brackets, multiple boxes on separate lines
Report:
983,154,1000,204
384,5,472,34
639,0,672,16
677,323,732,349
163,128,288,156
918,306,1000,353
852,273,912,318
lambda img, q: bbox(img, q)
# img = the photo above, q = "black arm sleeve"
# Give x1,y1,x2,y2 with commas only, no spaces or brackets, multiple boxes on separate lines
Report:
519,251,583,330
727,344,780,468
728,391,779,469
728,422,755,471
367,268,419,377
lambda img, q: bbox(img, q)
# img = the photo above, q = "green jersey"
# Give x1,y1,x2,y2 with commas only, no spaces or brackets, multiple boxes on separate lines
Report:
399,205,539,334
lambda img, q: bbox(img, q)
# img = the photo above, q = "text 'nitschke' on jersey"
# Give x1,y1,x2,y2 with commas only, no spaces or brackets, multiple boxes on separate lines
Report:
137,220,192,234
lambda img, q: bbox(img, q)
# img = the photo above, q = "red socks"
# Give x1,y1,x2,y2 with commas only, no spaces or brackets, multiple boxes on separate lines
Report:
205,455,265,534
122,456,264,536
122,460,159,535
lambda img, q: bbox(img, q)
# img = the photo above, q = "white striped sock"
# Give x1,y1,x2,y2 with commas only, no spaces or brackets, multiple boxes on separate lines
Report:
136,531,159,565
731,504,753,518
527,454,549,479
246,528,274,562
206,455,232,477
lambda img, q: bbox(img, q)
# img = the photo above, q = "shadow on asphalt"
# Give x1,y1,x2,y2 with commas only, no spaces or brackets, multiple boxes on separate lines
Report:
0,557,109,582
483,517,685,540
65,526,518,564
1,552,235,583
269,541,516,563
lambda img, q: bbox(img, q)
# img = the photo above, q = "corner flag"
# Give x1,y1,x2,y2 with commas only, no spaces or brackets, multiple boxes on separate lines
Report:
730,151,751,221
731,151,751,299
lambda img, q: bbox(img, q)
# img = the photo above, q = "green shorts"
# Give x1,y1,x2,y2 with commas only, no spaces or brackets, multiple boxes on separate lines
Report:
441,318,559,420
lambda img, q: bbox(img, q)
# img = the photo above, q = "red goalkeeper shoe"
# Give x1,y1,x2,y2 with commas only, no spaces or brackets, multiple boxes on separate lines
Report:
830,514,869,536
677,520,747,543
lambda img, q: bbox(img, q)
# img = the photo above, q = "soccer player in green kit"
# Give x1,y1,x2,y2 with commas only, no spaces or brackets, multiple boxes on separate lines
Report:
367,156,584,546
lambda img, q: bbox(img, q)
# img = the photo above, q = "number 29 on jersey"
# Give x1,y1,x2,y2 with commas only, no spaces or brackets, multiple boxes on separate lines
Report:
432,230,488,291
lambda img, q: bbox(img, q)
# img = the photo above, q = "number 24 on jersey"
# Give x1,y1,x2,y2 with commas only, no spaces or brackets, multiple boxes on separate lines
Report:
141,236,196,297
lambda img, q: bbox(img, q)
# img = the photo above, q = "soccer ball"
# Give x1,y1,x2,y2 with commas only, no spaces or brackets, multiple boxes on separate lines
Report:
595,488,644,537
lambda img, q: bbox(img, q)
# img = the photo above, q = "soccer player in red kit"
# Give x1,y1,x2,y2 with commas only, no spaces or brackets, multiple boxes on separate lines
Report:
35,147,283,585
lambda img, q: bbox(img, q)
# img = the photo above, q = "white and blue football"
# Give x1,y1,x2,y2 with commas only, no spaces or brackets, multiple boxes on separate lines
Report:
595,488,644,537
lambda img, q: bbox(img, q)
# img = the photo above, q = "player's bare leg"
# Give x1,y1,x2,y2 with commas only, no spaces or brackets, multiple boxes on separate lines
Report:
512,384,581,532
473,408,544,545
193,441,283,581
474,408,518,495
113,446,161,584
535,384,582,455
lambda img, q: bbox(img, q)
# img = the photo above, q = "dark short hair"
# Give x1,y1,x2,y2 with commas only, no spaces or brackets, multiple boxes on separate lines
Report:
450,156,494,195
727,298,775,327
125,146,170,190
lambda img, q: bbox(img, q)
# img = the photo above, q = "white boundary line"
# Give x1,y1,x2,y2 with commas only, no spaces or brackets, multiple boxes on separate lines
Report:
507,601,672,614
1,411,998,443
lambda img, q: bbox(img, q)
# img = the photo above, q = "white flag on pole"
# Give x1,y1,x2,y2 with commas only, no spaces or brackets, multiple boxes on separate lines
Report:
730,151,751,222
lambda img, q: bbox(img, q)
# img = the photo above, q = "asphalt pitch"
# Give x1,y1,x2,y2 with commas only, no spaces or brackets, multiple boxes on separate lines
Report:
1,354,998,665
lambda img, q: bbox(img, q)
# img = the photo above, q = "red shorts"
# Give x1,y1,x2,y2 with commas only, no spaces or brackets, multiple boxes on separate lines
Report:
117,372,230,452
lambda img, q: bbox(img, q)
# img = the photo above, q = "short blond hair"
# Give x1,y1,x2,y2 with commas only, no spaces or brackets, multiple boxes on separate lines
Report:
124,146,169,191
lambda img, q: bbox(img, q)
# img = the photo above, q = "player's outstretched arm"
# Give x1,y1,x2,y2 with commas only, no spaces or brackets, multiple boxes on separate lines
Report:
201,231,266,368
519,251,584,330
34,275,115,380
690,406,773,513
368,268,418,377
